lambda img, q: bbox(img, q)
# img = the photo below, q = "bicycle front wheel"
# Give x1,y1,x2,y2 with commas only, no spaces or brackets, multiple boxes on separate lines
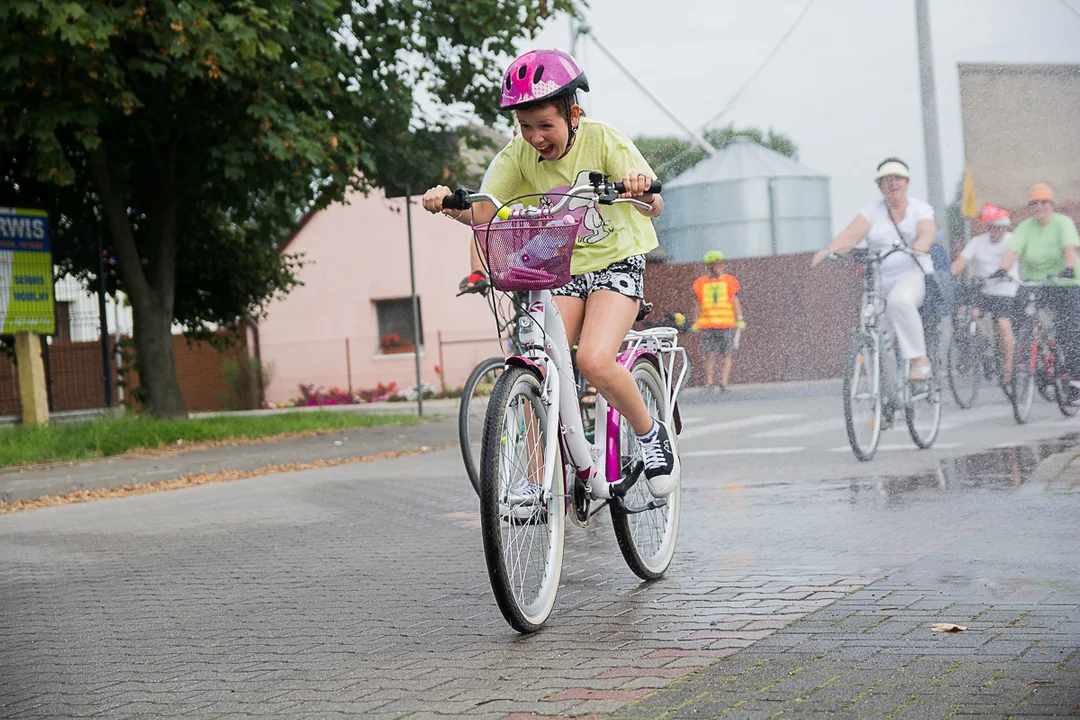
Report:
946,315,980,409
458,356,505,496
611,358,681,580
1011,329,1037,424
479,366,564,633
843,333,882,462
905,366,942,449
1050,341,1078,417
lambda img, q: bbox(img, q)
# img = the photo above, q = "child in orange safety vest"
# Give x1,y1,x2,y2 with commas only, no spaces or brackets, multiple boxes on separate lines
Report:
692,251,745,391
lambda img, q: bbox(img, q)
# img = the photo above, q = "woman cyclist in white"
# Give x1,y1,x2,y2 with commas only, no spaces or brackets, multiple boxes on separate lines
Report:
812,157,937,381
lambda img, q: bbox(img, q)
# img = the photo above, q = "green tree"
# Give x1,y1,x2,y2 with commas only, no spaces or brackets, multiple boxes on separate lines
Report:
635,124,799,181
0,0,572,417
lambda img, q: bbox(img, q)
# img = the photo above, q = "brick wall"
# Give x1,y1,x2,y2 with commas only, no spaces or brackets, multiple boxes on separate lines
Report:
640,253,863,385
0,331,251,417
120,333,251,413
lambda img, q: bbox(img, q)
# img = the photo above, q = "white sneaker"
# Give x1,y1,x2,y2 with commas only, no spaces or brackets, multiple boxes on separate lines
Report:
638,420,680,498
503,477,543,521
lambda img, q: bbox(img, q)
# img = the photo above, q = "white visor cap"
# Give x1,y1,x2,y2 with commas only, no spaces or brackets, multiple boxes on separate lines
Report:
874,161,910,181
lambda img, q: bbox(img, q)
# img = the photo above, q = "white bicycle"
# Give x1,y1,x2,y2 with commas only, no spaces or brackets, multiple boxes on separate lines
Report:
443,174,688,633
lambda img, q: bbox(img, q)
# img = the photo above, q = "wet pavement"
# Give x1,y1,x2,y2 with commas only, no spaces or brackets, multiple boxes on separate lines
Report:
1,390,1078,718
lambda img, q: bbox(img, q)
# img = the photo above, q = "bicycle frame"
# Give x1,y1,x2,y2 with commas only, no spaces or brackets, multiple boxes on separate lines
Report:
511,289,687,502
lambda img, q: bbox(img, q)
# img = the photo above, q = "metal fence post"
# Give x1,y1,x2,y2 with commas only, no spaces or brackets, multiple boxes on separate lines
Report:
96,228,114,408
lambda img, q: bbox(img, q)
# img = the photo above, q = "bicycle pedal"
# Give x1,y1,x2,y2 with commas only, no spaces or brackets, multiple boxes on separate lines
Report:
610,494,667,515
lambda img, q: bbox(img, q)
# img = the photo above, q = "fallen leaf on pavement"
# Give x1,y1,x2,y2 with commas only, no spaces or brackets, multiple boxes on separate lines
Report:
930,623,967,632
0,442,456,514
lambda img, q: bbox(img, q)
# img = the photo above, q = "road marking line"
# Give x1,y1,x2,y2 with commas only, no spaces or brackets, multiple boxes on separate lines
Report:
683,446,806,457
827,442,962,453
678,413,806,440
753,418,844,438
938,406,1012,430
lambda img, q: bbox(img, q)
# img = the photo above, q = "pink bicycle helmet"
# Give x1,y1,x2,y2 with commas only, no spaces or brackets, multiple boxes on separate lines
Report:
500,49,589,110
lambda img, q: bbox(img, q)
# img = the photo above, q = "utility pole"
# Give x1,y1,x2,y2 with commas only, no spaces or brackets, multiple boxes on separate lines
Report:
914,0,948,250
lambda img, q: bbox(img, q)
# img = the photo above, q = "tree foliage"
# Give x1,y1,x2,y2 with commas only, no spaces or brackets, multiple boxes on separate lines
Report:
635,124,799,181
0,0,574,416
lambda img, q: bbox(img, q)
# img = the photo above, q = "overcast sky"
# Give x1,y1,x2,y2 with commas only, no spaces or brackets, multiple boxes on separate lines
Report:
519,0,1080,234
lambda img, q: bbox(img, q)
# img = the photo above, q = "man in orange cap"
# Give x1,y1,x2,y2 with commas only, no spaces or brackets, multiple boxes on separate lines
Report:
993,183,1080,400
952,202,1018,384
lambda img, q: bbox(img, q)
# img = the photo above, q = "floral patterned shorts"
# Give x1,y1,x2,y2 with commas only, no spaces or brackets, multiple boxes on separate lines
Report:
552,255,645,301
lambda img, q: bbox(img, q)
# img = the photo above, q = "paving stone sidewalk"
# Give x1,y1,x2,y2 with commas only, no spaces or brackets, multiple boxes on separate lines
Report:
606,456,1080,719
0,414,457,504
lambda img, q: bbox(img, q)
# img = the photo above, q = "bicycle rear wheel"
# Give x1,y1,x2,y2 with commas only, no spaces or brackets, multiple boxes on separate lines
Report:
610,358,681,581
946,315,980,409
478,366,564,633
843,333,882,462
1011,328,1037,424
1050,341,1079,417
458,356,505,496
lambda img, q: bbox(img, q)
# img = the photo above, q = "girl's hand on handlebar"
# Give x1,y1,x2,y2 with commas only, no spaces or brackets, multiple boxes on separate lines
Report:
619,172,656,203
421,185,455,216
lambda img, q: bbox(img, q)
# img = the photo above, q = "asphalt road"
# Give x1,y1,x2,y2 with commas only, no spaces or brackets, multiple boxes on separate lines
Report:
1,385,1078,718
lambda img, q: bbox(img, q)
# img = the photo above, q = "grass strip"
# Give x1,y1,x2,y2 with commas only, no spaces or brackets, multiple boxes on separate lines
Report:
0,411,420,468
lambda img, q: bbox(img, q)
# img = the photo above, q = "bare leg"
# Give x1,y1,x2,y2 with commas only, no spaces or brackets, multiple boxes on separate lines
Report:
704,349,716,386
720,354,733,387
573,290,653,435
997,316,1014,382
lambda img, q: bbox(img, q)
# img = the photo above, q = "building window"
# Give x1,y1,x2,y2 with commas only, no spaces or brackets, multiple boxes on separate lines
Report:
374,297,422,354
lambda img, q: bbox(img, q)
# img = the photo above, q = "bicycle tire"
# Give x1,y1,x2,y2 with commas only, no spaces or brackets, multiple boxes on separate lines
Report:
458,356,505,496
843,333,882,462
946,316,980,409
1050,341,1079,417
610,358,681,581
478,366,564,633
905,367,942,449
1011,326,1037,425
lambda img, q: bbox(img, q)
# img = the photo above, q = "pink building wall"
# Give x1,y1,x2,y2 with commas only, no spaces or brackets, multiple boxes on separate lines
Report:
258,188,503,404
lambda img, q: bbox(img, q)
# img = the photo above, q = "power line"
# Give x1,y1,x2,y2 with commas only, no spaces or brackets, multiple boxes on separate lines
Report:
654,0,817,178
587,32,717,156
1060,0,1080,20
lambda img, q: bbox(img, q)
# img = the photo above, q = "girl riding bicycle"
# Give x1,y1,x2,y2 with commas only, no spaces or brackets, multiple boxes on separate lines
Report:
421,49,679,498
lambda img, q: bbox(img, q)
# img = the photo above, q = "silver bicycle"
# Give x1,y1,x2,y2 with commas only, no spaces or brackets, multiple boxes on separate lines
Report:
830,246,943,461
443,173,688,633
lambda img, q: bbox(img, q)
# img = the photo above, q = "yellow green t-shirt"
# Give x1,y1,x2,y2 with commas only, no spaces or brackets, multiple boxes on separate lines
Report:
1009,213,1080,284
479,117,659,275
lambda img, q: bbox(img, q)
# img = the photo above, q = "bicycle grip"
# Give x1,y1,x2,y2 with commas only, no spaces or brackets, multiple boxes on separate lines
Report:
441,188,473,211
613,180,662,195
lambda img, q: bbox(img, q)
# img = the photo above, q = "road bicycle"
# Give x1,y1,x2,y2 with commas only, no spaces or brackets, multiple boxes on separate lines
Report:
946,280,1007,409
1009,278,1077,424
443,173,688,633
457,289,599,496
828,246,943,462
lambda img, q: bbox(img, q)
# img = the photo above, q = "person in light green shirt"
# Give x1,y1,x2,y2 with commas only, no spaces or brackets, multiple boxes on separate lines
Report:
994,183,1080,400
420,49,679,498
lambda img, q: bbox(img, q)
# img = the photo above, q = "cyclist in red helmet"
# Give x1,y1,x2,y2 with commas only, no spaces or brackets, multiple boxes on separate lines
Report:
421,49,679,497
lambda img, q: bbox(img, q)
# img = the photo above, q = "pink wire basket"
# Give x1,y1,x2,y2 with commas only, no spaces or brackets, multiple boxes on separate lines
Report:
474,215,584,292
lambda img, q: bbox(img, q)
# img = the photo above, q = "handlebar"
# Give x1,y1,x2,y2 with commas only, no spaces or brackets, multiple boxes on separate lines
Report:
440,172,661,220
1017,277,1072,287
613,179,662,195
825,242,920,266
